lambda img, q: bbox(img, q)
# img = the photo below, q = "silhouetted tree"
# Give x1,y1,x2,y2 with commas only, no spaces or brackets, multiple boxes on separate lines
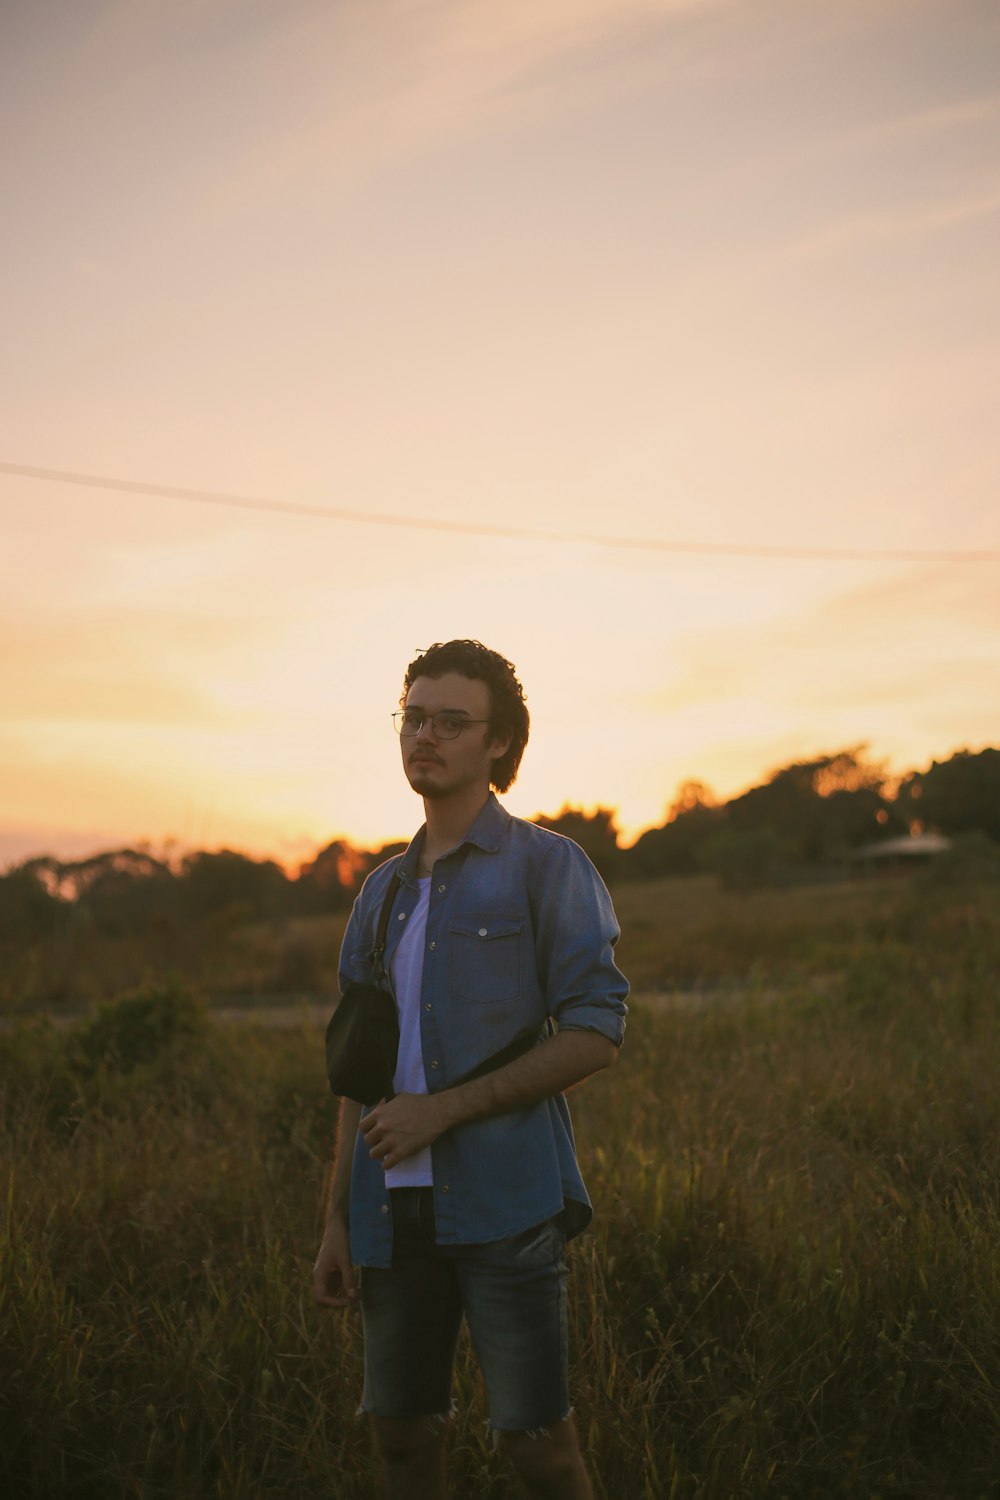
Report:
64,849,177,936
296,839,365,913
897,748,1000,842
626,782,722,878
0,862,66,943
179,849,289,923
726,748,896,863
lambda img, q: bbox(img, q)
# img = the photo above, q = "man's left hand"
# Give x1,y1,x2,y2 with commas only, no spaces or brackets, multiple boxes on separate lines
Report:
360,1092,450,1169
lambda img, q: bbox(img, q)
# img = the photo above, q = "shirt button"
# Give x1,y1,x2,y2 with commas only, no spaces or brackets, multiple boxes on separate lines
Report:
429,941,436,950
380,1204,389,1215
424,1003,432,1011
430,1060,440,1069
438,884,446,892
398,912,406,921
439,1184,450,1194
478,927,488,937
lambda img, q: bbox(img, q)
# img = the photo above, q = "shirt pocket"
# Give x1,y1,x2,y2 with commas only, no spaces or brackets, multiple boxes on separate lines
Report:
448,917,523,1005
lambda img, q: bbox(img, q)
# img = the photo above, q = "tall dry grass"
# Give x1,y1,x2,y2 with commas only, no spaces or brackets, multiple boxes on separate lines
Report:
2,869,999,1497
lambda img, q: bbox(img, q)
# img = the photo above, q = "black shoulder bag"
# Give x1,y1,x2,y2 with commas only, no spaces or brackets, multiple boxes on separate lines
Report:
325,872,402,1105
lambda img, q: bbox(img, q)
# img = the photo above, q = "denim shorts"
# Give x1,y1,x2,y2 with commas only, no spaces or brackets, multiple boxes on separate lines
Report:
360,1187,570,1433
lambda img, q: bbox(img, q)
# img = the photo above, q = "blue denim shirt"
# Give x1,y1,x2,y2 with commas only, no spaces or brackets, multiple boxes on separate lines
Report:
339,793,629,1268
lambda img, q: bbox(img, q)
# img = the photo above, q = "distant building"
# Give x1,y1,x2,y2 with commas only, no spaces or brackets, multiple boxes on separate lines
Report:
851,833,951,872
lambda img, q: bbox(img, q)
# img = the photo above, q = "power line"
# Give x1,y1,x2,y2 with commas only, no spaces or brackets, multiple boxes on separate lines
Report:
2,460,998,563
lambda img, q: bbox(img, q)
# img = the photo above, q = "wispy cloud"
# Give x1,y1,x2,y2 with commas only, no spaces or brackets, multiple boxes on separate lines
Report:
648,563,1000,716
835,93,1000,151
98,0,734,230
3,613,253,727
773,186,1000,268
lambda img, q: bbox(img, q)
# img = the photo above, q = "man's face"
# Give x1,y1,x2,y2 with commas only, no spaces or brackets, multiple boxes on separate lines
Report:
400,672,510,801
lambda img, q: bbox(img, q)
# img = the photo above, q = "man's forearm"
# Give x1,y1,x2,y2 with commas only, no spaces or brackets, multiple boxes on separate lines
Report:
314,1096,363,1308
359,1029,617,1171
437,1027,616,1133
325,1096,362,1223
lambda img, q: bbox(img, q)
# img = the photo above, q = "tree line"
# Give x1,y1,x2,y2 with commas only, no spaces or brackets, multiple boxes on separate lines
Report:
2,746,997,944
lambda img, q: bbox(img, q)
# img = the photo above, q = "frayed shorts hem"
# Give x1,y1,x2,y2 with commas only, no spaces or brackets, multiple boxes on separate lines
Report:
487,1405,573,1448
357,1402,456,1430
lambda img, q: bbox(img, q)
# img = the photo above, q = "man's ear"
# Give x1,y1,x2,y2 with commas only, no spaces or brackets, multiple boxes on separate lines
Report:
488,726,513,763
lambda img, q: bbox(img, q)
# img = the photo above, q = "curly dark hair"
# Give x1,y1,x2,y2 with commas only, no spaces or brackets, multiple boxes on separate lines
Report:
401,640,530,793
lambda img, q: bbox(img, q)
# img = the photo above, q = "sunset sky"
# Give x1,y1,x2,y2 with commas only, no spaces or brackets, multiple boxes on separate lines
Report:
2,0,999,869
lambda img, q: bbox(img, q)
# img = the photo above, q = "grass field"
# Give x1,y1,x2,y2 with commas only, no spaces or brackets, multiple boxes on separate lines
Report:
2,867,999,1498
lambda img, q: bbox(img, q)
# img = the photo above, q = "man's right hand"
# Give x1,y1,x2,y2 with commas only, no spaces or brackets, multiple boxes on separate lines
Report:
313,1213,358,1307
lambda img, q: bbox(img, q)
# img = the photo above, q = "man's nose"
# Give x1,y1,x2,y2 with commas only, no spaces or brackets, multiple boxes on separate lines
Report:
415,717,439,742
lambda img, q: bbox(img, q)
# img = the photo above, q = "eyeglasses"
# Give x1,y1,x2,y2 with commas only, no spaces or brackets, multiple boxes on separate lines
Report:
392,709,492,739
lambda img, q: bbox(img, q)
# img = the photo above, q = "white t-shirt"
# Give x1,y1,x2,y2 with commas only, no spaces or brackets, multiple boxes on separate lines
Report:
384,876,434,1188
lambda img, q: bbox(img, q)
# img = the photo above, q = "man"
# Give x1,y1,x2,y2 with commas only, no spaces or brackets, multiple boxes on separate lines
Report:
313,640,628,1500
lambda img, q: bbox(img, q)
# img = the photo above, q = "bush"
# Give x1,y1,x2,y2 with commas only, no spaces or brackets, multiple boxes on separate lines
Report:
71,977,208,1075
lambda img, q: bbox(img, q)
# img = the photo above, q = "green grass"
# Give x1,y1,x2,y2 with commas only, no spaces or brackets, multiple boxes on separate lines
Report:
2,871,999,1497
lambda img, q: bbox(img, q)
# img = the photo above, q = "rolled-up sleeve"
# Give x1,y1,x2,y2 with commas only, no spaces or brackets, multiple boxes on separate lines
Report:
531,835,628,1046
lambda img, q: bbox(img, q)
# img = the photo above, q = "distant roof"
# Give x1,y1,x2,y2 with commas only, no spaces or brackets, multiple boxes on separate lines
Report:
852,833,951,861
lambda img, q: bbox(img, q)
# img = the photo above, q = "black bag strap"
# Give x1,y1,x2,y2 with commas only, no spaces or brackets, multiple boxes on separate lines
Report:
453,1019,553,1087
368,870,403,984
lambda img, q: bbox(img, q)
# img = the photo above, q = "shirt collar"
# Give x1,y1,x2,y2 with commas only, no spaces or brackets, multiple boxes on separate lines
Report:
398,792,508,882
464,791,508,852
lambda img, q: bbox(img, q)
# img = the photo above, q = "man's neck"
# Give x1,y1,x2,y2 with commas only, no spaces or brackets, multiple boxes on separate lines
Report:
420,786,492,865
